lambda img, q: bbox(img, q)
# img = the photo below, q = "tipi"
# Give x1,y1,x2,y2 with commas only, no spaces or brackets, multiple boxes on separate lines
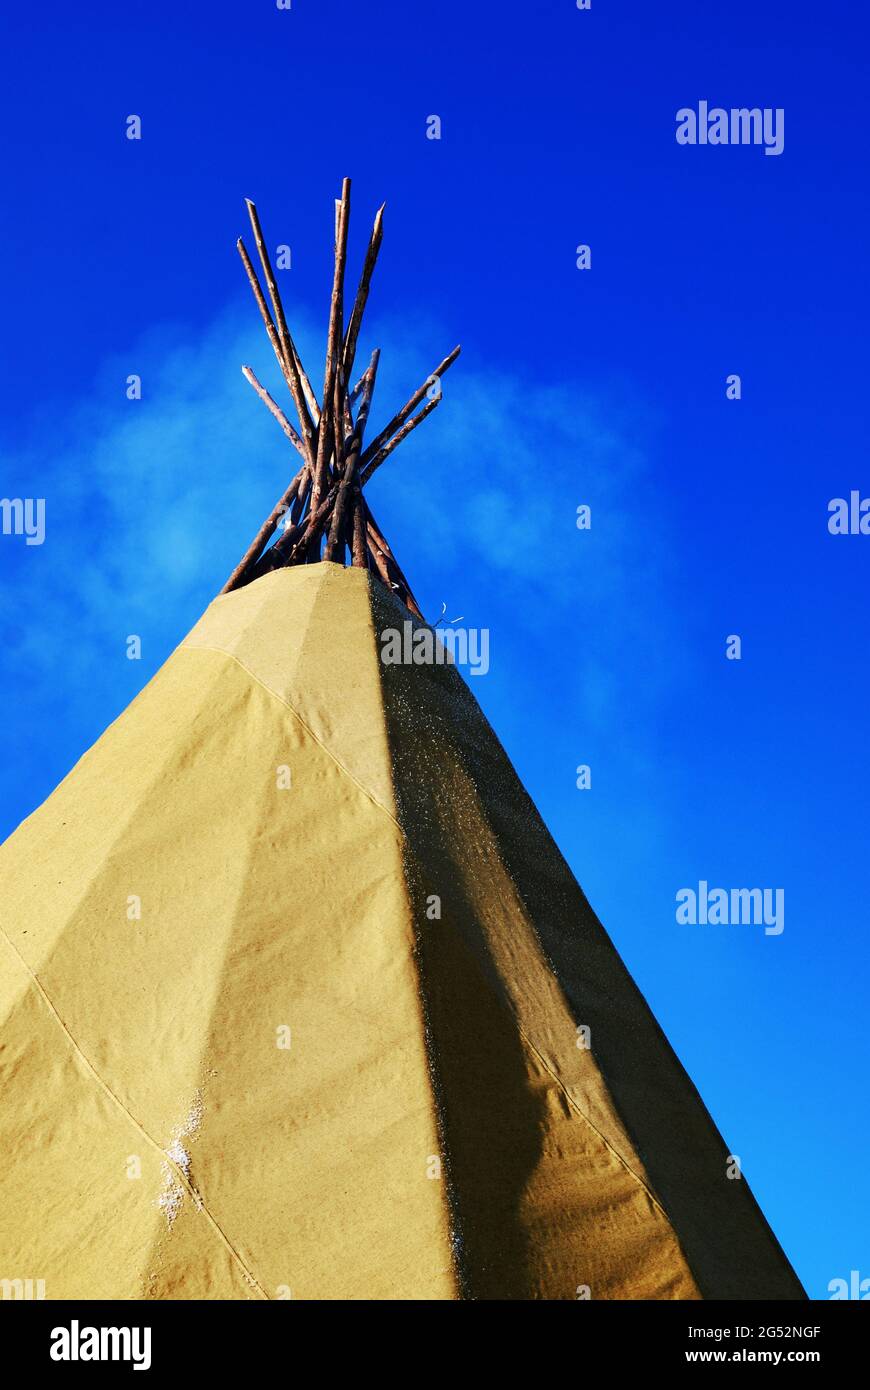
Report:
0,183,804,1301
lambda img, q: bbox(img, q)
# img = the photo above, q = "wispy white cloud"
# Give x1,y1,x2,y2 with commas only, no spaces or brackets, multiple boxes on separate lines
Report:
360,313,681,720
0,300,681,781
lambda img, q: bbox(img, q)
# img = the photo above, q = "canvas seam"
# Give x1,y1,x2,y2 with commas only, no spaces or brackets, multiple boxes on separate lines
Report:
178,633,462,1295
0,925,269,1301
179,643,403,832
185,607,687,1275
360,585,692,1261
346,576,466,1295
2,579,681,1295
513,1017,689,1236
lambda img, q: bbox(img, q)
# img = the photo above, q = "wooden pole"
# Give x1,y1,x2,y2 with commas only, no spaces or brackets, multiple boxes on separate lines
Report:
351,486,368,567
245,200,318,464
356,348,380,428
334,367,349,476
311,179,351,518
364,501,425,620
364,528,414,617
343,203,385,388
324,351,379,562
360,345,460,471
331,198,351,473
255,483,340,575
241,367,306,459
350,356,376,403
366,531,394,589
220,466,306,593
359,395,440,486
290,470,310,526
236,238,320,429
223,190,460,605
237,240,284,375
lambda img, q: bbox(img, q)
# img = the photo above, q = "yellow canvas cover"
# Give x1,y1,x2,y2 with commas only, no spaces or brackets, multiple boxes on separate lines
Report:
0,564,804,1299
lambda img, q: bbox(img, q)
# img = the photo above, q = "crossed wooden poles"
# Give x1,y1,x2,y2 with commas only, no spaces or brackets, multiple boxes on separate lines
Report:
220,180,460,620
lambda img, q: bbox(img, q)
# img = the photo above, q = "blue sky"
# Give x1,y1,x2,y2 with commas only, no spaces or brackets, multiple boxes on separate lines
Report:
1,0,868,1298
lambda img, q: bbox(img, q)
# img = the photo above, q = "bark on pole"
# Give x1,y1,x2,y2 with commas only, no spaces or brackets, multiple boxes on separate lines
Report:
290,472,310,527
236,238,320,428
343,203,385,388
250,484,338,578
222,187,458,607
245,200,318,463
364,501,425,620
241,366,306,459
311,180,351,522
237,240,284,373
220,467,306,593
351,487,368,567
360,345,460,470
365,532,393,589
324,351,379,562
359,396,440,486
